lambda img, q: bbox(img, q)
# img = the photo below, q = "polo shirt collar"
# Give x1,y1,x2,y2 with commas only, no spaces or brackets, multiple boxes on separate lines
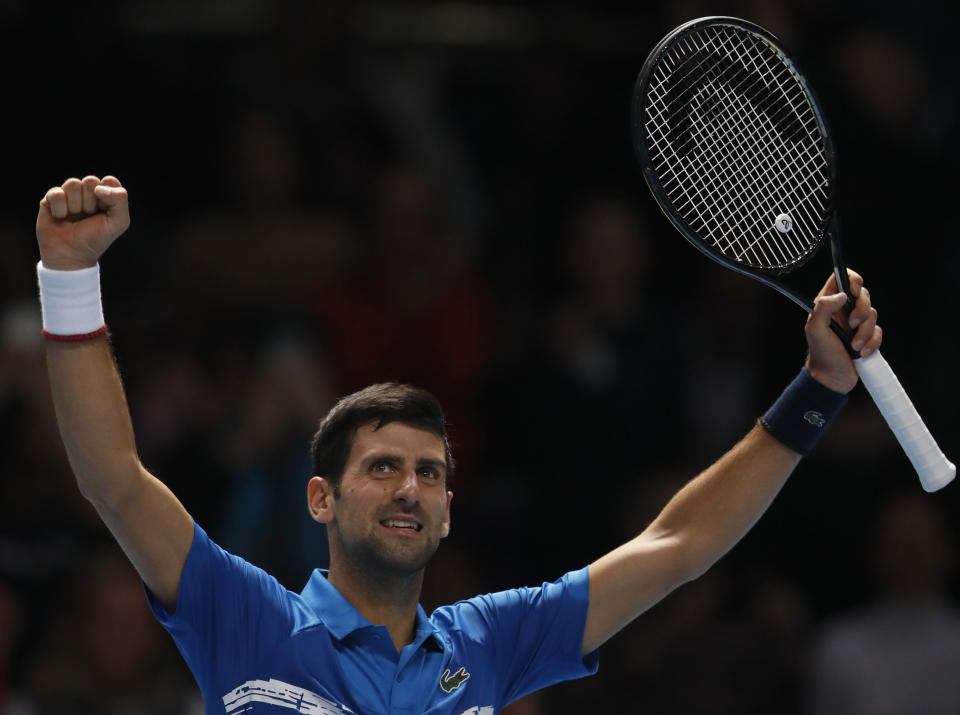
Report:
301,569,369,640
412,603,447,653
300,569,446,651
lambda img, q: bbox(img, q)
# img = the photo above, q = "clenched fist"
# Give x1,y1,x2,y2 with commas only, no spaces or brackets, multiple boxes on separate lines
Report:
37,175,130,270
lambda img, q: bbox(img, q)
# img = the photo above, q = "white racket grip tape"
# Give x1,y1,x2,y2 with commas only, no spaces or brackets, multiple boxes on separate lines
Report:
854,350,956,492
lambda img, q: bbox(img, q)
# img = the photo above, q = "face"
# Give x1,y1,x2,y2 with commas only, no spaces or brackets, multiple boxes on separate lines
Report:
310,421,452,576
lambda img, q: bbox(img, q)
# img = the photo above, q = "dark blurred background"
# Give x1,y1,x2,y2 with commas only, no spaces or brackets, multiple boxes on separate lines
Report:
1,0,959,713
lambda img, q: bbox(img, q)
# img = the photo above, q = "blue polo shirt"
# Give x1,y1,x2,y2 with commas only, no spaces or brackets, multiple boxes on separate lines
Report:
148,521,599,714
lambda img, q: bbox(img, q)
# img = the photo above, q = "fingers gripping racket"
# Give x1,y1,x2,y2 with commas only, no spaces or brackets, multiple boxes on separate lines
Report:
633,17,955,491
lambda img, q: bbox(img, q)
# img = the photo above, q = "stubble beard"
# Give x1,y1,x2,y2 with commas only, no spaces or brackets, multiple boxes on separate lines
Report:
339,521,441,579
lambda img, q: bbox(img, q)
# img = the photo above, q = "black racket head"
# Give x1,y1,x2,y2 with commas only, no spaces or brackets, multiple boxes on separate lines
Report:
633,17,836,278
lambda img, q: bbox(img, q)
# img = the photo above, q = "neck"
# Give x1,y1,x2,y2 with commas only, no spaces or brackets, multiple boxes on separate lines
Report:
327,555,424,653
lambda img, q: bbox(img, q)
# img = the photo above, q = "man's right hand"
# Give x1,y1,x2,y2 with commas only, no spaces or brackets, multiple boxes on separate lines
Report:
37,175,130,270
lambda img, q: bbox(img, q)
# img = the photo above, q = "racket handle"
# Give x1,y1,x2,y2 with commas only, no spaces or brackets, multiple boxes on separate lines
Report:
854,350,956,492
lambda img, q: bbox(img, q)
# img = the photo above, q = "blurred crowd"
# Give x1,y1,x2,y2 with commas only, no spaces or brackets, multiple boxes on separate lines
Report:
1,0,959,712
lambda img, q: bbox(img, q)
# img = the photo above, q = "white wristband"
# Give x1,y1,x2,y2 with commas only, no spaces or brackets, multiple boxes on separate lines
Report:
37,261,106,339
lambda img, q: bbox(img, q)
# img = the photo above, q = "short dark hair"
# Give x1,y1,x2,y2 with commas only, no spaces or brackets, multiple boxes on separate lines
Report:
310,382,454,487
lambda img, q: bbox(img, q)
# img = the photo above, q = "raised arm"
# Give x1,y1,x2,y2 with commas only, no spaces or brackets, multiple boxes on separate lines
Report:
582,271,882,655
38,175,193,611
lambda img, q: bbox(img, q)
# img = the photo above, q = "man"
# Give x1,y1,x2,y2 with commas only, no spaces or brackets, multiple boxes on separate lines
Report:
807,493,960,715
36,175,881,714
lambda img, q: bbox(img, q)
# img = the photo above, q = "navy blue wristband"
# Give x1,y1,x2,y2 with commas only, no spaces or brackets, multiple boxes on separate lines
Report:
759,368,848,455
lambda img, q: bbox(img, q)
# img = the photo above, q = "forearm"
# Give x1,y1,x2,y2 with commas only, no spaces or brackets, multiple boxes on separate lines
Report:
584,424,800,654
644,424,800,581
46,334,144,506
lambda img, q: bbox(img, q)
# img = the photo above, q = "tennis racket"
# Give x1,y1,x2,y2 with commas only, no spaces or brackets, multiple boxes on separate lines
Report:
632,16,955,492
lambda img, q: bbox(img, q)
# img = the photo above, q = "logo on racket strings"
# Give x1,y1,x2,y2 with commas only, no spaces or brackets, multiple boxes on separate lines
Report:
775,214,793,233
803,410,826,427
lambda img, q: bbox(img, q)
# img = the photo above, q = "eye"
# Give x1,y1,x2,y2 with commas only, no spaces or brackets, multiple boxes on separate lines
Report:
371,461,392,473
418,467,441,480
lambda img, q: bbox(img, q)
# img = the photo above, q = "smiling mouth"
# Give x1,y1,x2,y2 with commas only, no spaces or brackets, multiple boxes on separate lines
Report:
380,519,422,532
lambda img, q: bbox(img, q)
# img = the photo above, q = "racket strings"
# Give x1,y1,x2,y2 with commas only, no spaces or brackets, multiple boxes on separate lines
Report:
655,29,824,258
643,24,830,270
692,75,826,261
651,29,826,266
687,87,803,265
677,59,808,261
650,79,807,268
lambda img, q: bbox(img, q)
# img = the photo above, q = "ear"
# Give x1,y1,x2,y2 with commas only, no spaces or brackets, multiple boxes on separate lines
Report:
440,490,453,539
308,476,336,524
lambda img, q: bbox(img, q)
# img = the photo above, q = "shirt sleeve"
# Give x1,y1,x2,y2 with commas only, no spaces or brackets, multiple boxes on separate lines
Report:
144,520,295,690
463,565,600,707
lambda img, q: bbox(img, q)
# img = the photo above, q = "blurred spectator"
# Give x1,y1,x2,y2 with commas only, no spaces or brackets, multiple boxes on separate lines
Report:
215,332,336,588
479,197,689,579
840,28,938,148
0,584,35,715
169,109,352,323
312,164,494,483
806,492,960,715
129,348,230,531
0,301,93,534
28,550,198,715
604,468,810,713
681,269,765,456
615,566,738,713
359,57,485,256
827,25,952,337
128,108,354,534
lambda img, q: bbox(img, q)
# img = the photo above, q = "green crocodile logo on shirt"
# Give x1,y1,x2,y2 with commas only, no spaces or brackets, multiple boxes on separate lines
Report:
440,666,471,693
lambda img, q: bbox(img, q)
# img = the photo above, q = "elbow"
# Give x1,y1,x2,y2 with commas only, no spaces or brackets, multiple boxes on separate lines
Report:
677,555,713,585
76,456,146,511
655,529,721,586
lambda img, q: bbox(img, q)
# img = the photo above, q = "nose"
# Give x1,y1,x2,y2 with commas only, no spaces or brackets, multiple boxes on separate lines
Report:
394,469,421,506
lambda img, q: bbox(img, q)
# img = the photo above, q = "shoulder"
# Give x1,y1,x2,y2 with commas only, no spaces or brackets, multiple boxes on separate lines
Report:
157,520,315,633
429,566,591,639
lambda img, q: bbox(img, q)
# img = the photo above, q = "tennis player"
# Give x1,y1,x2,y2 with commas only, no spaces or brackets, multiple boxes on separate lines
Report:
36,175,881,714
